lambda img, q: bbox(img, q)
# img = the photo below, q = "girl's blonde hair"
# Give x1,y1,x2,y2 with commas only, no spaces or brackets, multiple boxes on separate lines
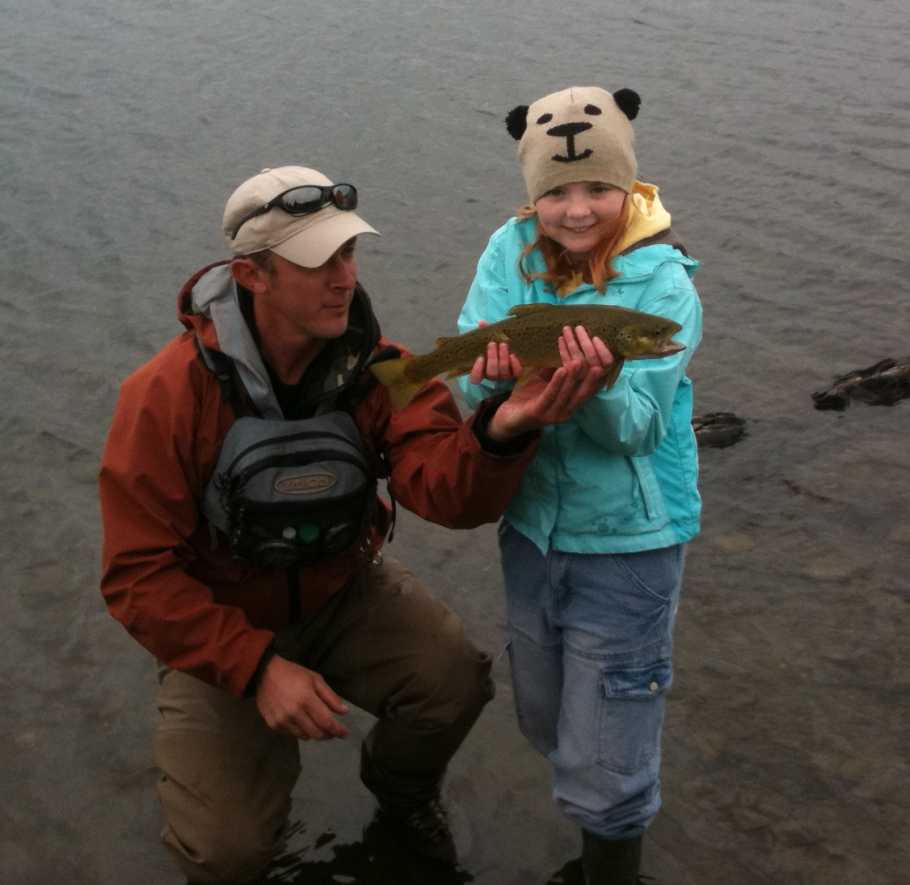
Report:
516,197,631,295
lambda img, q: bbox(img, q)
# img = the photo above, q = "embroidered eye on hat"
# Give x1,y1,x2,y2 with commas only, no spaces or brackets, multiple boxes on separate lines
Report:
505,86,642,204
223,165,379,268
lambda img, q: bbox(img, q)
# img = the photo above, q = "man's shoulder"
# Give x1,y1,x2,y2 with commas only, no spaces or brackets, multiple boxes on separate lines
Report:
120,331,206,398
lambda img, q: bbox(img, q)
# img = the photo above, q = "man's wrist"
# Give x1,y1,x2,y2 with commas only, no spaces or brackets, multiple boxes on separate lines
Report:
473,395,536,453
487,409,528,443
245,639,278,697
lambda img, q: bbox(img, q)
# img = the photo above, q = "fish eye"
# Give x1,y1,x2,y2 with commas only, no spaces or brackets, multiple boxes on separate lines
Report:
537,113,553,125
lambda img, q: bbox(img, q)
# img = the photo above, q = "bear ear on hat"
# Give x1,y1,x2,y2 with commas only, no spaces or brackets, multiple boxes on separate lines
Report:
505,105,529,140
612,88,641,121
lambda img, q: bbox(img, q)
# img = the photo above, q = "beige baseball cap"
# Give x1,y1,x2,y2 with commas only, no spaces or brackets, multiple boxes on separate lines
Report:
223,165,379,268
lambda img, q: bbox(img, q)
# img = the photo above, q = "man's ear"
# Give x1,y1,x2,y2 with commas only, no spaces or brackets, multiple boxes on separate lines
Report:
230,257,268,294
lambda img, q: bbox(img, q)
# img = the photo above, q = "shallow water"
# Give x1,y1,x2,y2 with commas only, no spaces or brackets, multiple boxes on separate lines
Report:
2,1,909,882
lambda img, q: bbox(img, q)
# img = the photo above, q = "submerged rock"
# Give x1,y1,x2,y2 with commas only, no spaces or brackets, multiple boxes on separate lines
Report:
692,412,746,448
812,356,910,411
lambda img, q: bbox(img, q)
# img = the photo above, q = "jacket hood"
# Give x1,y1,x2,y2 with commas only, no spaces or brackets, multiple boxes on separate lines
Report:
615,181,672,254
176,261,381,419
613,182,699,282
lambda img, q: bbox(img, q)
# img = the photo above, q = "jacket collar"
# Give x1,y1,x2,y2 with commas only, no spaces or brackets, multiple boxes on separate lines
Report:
178,261,381,418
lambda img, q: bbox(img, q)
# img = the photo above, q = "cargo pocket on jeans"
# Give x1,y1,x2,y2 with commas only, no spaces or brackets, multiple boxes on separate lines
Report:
597,660,672,774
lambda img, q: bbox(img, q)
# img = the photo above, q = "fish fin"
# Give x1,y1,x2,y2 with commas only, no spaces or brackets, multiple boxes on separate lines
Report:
508,303,557,317
601,357,625,389
369,358,426,410
491,330,511,343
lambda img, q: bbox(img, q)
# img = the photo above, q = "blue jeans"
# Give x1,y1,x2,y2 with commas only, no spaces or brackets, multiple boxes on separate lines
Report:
499,522,684,839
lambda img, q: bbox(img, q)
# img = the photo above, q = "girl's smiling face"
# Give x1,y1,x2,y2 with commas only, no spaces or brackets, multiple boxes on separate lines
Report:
534,181,627,257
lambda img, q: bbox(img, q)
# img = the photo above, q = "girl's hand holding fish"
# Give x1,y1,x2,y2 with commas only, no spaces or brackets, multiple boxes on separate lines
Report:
469,337,524,383
559,324,614,373
469,322,614,386
485,325,615,442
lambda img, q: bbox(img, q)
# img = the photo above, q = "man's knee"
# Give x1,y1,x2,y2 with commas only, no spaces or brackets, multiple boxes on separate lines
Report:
154,723,298,884
160,790,286,883
403,624,494,728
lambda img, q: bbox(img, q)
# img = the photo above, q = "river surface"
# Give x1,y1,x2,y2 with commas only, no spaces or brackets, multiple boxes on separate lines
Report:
2,1,909,883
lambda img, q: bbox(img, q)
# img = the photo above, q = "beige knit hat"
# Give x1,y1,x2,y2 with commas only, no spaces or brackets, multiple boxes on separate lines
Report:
505,86,641,204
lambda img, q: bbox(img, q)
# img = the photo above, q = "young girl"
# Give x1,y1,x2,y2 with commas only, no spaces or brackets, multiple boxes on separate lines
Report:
457,86,703,884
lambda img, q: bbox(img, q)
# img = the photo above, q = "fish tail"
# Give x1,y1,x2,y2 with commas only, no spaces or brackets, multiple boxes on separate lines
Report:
369,358,426,410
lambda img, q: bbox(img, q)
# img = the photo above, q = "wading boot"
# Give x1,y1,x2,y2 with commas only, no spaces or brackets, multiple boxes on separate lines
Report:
581,831,642,885
360,741,457,865
377,795,457,865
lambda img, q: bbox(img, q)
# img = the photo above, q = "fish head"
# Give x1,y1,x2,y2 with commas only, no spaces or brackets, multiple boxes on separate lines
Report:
616,316,685,359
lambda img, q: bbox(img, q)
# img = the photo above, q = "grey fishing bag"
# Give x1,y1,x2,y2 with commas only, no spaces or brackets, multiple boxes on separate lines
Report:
202,411,376,569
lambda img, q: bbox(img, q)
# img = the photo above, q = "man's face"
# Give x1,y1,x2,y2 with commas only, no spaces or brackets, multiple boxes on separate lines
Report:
256,239,359,341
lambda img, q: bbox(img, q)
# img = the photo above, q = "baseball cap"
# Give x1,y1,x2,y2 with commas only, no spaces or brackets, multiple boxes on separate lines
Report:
223,166,379,268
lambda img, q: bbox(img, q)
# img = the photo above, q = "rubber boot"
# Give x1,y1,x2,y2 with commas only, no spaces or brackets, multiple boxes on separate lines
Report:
581,831,642,885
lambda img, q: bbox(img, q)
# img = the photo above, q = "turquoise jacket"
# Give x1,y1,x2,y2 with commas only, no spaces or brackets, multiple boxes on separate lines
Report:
457,208,703,556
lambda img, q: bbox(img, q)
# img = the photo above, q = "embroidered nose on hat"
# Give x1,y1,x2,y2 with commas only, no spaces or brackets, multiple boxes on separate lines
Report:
547,120,594,163
505,86,641,203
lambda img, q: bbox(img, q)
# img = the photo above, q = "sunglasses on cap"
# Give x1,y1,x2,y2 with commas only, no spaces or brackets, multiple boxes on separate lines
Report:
229,183,358,240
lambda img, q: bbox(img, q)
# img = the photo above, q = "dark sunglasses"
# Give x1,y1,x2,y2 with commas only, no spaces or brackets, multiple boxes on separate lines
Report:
230,183,358,240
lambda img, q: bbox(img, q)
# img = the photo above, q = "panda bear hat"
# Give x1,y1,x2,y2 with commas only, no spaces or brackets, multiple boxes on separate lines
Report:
506,86,641,205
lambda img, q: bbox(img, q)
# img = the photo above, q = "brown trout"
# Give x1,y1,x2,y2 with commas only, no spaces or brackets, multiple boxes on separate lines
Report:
370,302,684,409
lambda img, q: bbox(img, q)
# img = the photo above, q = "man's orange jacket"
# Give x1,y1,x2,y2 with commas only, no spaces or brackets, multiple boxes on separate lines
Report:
99,262,538,697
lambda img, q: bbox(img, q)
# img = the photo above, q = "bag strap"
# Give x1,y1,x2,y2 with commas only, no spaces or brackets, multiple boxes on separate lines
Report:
194,336,249,414
361,345,404,542
618,226,689,257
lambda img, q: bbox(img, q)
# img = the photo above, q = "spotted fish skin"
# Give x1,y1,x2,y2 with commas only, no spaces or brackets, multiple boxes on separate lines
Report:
370,302,684,409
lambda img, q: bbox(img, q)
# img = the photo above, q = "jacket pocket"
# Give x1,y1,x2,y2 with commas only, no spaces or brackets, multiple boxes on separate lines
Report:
629,456,666,522
598,659,672,774
583,456,668,536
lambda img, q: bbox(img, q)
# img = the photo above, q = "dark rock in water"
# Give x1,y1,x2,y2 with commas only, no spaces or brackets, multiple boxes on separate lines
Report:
812,356,910,411
692,412,746,448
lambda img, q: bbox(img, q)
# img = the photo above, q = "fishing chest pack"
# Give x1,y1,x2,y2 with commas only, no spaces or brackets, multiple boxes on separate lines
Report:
198,343,380,570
